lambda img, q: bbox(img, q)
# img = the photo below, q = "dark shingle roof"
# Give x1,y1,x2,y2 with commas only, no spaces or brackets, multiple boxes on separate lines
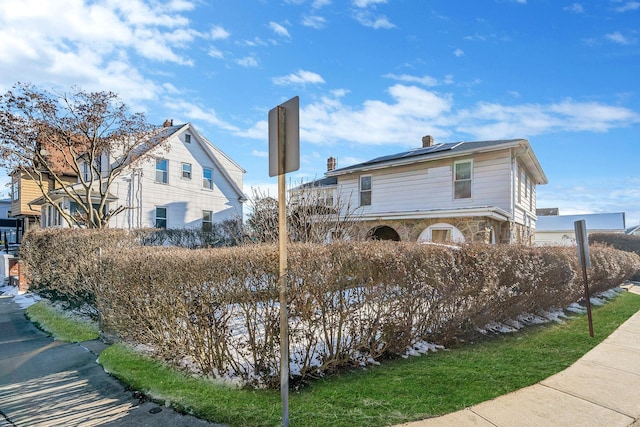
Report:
327,139,524,175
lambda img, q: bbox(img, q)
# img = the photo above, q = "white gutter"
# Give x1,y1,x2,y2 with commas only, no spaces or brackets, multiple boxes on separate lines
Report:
354,206,512,222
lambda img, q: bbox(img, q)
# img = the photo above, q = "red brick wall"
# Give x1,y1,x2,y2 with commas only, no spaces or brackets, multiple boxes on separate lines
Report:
8,260,29,292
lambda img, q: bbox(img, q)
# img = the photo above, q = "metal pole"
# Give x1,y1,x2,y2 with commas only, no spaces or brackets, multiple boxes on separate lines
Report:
580,248,594,338
277,105,290,427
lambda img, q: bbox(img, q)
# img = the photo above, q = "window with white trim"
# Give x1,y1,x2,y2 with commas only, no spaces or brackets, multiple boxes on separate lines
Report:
202,210,212,231
185,134,191,143
156,159,168,184
155,207,167,228
203,168,213,190
431,228,452,243
454,160,472,199
182,163,192,179
529,181,534,211
359,175,372,206
11,180,19,201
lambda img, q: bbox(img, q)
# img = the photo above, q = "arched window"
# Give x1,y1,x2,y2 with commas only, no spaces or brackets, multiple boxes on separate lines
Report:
367,225,400,241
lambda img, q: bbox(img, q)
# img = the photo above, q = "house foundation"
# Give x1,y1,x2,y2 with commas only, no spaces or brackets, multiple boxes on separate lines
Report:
352,216,535,245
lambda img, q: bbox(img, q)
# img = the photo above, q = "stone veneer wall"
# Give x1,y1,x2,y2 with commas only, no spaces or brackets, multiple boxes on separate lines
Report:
353,216,536,245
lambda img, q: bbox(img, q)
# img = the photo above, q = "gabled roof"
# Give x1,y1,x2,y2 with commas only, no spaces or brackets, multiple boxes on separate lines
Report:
536,212,626,232
326,139,548,184
111,123,246,202
298,176,338,189
625,224,640,235
181,123,247,202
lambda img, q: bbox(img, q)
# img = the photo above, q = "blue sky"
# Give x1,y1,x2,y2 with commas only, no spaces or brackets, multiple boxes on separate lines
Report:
1,0,639,225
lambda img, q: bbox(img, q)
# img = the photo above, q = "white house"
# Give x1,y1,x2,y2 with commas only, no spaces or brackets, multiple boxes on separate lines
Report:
36,122,246,230
535,212,626,246
307,137,547,244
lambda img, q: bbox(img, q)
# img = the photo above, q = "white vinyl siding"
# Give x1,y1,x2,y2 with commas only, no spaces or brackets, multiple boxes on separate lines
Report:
337,152,513,216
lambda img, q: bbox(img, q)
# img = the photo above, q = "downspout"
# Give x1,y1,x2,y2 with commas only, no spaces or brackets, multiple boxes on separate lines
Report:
510,148,516,244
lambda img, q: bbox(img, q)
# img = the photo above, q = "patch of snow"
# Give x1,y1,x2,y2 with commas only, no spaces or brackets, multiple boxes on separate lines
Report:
566,303,587,314
538,309,567,323
0,285,40,309
516,313,547,325
477,322,519,334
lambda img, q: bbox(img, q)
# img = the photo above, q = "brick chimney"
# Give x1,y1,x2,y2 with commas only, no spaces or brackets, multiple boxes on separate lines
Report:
327,156,337,171
163,119,173,127
422,135,434,147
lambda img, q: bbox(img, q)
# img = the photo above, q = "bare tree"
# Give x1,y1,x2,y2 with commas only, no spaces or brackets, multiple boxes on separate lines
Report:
246,181,363,244
246,189,279,243
0,83,169,228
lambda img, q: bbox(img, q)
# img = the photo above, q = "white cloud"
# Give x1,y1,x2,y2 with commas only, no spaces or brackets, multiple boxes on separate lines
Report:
269,21,291,38
353,0,387,7
354,11,395,29
312,0,332,8
210,25,230,40
239,85,640,149
456,99,640,139
453,48,464,57
564,3,584,13
0,0,199,101
605,31,635,45
236,56,259,67
251,150,268,158
208,47,224,59
302,15,326,29
273,69,325,86
615,1,640,12
383,73,439,87
297,85,454,146
164,99,240,132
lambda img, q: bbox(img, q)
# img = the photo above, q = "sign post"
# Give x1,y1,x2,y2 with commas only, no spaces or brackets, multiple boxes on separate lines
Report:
574,219,594,337
268,96,299,427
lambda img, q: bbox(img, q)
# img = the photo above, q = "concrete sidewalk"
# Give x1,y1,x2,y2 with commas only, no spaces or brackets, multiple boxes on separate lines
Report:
0,294,226,427
398,284,640,427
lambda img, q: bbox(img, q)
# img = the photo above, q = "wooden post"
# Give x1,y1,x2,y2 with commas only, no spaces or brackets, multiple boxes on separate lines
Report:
277,105,290,427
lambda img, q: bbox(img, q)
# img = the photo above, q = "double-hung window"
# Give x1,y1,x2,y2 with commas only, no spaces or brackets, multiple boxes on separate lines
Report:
360,175,372,206
155,207,167,228
11,180,19,201
203,168,213,190
156,159,168,184
454,160,472,199
182,163,192,179
202,210,213,231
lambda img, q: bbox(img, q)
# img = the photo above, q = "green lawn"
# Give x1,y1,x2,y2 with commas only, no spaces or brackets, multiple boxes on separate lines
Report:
25,300,99,342
95,291,640,427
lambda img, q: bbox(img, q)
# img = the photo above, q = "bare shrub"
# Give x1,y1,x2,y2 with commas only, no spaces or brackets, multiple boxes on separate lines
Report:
20,228,137,310
21,228,640,389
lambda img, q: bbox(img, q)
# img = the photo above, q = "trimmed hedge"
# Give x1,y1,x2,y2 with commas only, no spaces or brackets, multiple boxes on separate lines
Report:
20,229,640,388
590,233,640,281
